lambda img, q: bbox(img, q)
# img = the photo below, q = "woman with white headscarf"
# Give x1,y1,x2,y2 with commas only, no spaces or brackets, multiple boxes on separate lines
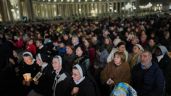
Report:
52,55,74,96
71,64,97,96
17,51,39,96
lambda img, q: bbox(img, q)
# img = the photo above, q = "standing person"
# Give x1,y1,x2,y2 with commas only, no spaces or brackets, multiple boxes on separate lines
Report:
101,51,131,95
71,64,97,96
28,53,53,96
52,55,74,96
131,51,165,96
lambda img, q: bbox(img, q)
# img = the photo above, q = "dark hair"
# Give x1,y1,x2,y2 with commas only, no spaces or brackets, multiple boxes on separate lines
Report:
76,45,85,54
117,41,126,48
66,44,74,50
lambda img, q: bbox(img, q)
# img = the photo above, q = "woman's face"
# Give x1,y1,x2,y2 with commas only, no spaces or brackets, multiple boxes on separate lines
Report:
148,39,155,47
23,56,33,65
72,37,78,45
28,40,33,45
104,38,110,45
72,69,81,82
76,47,83,57
66,46,73,55
52,58,61,71
133,46,140,53
118,45,126,52
114,54,122,66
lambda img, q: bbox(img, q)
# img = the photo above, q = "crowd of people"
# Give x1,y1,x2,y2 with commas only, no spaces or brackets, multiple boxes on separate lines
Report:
0,14,171,96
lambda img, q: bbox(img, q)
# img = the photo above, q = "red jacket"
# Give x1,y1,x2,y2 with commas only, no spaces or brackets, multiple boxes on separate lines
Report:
26,44,36,55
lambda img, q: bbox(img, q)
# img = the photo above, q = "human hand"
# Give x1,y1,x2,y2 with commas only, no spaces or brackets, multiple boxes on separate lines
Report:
106,78,114,85
71,87,79,95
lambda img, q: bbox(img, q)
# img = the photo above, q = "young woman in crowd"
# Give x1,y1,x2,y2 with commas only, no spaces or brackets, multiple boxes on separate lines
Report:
129,44,144,69
74,45,90,70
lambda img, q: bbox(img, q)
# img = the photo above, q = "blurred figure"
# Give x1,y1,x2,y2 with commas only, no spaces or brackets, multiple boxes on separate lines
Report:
157,47,171,96
26,39,36,56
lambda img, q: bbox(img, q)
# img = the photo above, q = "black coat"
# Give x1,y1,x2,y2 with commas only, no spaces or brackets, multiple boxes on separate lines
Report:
37,46,47,55
76,78,96,96
17,61,40,95
52,70,74,96
62,53,76,75
159,54,171,94
34,64,54,96
131,62,165,96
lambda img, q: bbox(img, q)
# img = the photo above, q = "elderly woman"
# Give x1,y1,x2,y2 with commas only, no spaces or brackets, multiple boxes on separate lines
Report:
52,55,74,96
101,51,131,95
17,52,39,96
27,53,53,96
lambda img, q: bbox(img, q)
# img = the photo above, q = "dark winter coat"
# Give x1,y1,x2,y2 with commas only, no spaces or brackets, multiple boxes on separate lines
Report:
33,65,54,96
76,78,97,96
52,69,74,96
132,62,165,96
159,53,171,95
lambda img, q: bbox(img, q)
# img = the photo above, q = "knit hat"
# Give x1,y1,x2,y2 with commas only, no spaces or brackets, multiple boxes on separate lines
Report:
135,44,144,51
23,51,33,59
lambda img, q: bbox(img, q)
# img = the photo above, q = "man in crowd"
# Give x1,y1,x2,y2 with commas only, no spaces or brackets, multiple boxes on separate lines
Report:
131,51,165,96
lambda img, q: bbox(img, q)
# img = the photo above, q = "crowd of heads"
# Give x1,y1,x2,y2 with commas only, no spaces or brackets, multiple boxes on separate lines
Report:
0,14,171,96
